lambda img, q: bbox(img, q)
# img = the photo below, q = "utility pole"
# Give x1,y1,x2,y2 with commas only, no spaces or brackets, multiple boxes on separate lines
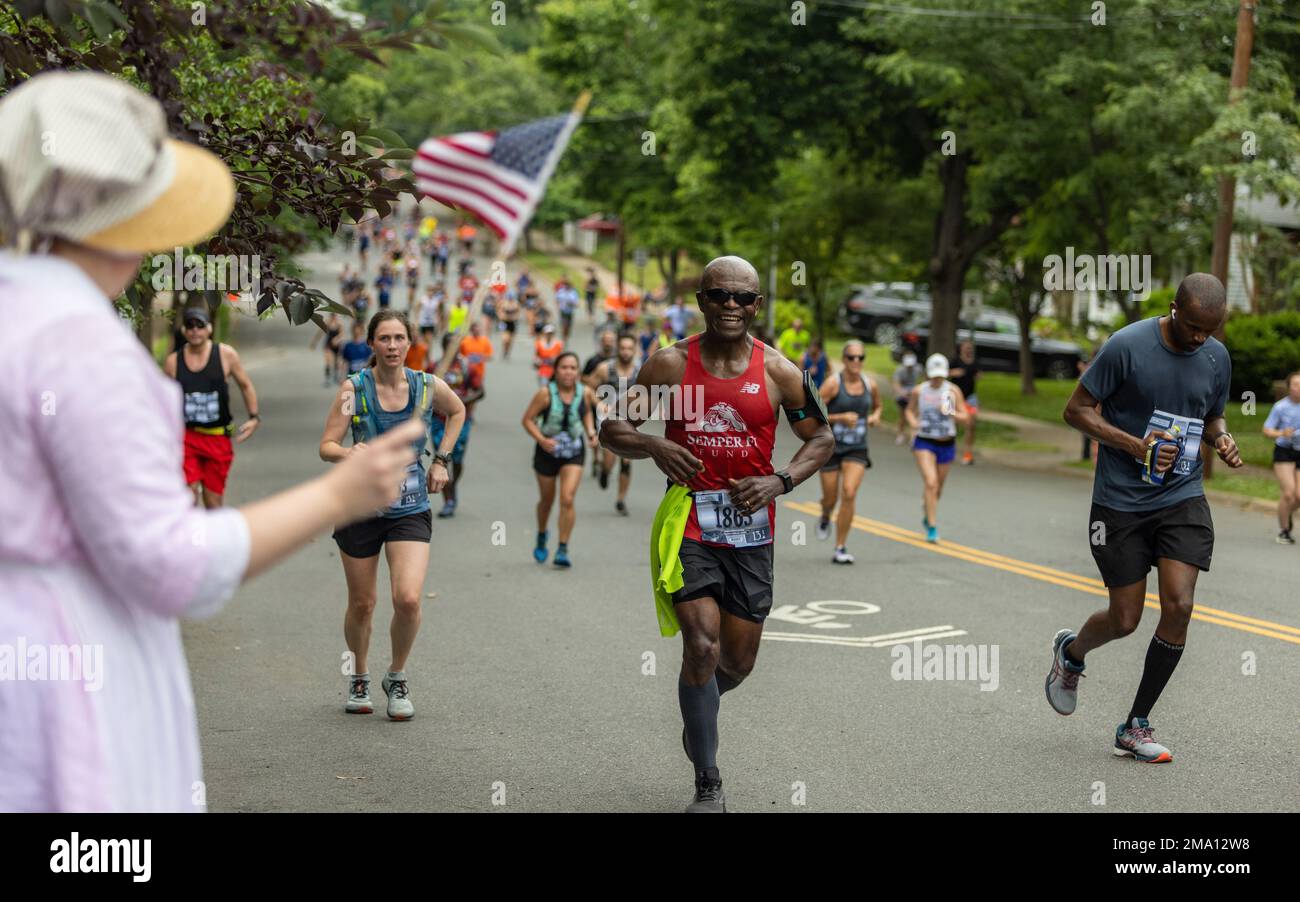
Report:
1206,0,1254,480
1209,0,1255,290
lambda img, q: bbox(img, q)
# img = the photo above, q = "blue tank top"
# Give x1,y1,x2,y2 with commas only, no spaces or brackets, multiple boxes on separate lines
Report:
359,370,430,518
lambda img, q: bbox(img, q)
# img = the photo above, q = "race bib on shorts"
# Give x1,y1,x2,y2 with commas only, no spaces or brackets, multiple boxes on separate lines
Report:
550,432,582,459
694,489,772,548
832,419,866,445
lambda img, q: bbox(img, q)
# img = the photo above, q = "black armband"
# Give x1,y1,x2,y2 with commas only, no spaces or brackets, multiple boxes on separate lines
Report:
783,370,830,427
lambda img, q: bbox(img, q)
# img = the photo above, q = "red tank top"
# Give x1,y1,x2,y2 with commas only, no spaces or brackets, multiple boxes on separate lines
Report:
664,335,777,545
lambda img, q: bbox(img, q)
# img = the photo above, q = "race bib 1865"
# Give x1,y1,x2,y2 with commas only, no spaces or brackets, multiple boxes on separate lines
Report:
694,489,772,548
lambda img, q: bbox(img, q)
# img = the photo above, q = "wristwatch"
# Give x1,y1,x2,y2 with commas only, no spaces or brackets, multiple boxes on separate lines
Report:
433,451,452,467
776,470,794,495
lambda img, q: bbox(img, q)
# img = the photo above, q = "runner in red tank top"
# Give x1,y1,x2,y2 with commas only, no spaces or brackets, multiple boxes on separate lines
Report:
600,255,834,813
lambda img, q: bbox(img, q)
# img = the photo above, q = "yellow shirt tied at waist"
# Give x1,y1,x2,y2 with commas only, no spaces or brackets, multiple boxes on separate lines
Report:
649,483,692,637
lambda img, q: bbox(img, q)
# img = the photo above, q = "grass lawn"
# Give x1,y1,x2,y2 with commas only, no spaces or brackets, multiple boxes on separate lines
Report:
517,250,569,284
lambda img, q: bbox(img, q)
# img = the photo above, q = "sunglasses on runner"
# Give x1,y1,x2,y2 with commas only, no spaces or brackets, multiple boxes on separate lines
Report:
698,287,760,307
844,354,865,362
183,320,206,330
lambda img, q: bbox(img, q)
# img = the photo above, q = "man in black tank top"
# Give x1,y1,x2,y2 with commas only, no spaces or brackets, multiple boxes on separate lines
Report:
163,307,261,508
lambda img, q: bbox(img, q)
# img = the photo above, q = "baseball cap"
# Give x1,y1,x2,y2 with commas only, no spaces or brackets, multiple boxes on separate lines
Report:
901,352,918,367
925,353,949,379
182,307,210,326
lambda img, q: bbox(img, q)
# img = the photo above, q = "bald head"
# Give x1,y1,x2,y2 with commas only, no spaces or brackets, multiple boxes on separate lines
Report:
1174,273,1226,317
700,255,760,292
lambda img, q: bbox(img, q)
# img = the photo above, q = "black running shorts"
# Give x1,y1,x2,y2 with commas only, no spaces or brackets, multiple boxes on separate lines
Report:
533,443,585,477
673,538,774,623
1088,496,1214,588
333,509,432,558
820,448,871,472
1272,445,1300,465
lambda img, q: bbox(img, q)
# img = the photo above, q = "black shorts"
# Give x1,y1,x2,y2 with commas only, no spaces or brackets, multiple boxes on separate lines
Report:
503,320,517,334
672,538,774,623
1089,496,1214,588
333,509,432,558
533,444,585,477
821,448,871,471
1272,445,1300,465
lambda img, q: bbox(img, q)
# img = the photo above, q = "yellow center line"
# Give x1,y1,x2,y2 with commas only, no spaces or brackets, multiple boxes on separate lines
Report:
785,500,1300,646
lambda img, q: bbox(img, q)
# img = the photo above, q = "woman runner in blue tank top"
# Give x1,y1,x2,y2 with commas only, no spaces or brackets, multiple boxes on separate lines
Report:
815,340,882,564
318,311,466,721
521,351,599,569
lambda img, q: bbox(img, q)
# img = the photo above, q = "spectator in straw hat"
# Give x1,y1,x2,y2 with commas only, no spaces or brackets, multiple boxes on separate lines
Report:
0,71,425,812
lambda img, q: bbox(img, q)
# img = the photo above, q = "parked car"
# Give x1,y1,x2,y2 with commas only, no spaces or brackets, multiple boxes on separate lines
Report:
836,283,932,347
891,310,1084,380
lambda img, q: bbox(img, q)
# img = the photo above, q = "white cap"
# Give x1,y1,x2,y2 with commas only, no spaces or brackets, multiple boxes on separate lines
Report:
925,353,949,378
901,351,917,367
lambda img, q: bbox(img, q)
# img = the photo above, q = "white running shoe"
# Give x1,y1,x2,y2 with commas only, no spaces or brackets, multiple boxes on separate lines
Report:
381,672,414,721
1113,717,1173,763
345,674,372,714
1044,629,1085,715
832,546,855,564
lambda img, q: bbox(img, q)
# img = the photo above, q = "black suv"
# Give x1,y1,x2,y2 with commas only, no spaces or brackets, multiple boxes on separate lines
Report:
836,283,932,347
892,310,1084,380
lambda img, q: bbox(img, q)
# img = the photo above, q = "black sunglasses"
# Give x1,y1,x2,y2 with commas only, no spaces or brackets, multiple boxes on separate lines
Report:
698,287,760,307
183,320,206,330
844,354,864,362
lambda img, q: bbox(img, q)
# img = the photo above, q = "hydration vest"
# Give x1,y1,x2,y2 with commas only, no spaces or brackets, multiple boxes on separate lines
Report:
347,367,436,445
537,382,584,439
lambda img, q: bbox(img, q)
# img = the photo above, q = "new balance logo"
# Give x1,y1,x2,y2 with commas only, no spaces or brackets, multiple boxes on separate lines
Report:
741,382,760,394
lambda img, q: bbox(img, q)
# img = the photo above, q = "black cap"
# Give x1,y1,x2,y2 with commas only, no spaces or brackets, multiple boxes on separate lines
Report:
182,307,210,325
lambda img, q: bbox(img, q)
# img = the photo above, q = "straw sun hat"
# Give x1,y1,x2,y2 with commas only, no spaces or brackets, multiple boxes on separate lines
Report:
0,71,235,255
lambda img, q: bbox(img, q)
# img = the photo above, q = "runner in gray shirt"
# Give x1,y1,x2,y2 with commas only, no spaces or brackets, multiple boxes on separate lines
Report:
1045,273,1243,764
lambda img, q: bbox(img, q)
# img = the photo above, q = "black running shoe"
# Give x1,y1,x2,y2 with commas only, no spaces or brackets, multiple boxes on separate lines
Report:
1277,529,1295,545
598,467,610,490
685,767,726,813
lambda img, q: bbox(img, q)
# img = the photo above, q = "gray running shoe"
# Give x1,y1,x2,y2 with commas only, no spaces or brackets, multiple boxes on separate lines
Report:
345,674,372,714
685,767,726,813
1113,717,1173,763
816,517,831,541
381,672,414,721
1045,629,1085,715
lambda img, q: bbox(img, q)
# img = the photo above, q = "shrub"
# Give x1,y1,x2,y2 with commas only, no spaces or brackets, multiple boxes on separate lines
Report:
1225,311,1300,401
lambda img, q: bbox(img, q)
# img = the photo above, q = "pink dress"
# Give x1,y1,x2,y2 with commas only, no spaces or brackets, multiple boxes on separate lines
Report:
0,253,250,811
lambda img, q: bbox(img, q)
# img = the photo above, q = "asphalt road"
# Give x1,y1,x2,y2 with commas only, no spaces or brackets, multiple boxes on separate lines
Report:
187,243,1299,813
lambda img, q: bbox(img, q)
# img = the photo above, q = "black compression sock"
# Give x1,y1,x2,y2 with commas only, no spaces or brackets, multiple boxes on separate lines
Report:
1063,643,1085,669
1128,634,1185,722
678,676,720,770
715,668,741,696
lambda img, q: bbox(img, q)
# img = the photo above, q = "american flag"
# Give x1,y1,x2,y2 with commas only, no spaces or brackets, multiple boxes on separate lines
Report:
413,100,587,257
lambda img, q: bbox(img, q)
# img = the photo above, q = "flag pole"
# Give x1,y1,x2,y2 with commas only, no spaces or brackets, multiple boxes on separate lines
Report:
434,90,592,379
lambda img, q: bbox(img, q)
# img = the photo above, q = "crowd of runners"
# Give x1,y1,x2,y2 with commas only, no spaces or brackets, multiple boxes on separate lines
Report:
162,205,1277,814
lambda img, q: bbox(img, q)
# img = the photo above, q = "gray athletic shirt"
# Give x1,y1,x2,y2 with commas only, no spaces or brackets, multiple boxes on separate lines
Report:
1080,317,1231,512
